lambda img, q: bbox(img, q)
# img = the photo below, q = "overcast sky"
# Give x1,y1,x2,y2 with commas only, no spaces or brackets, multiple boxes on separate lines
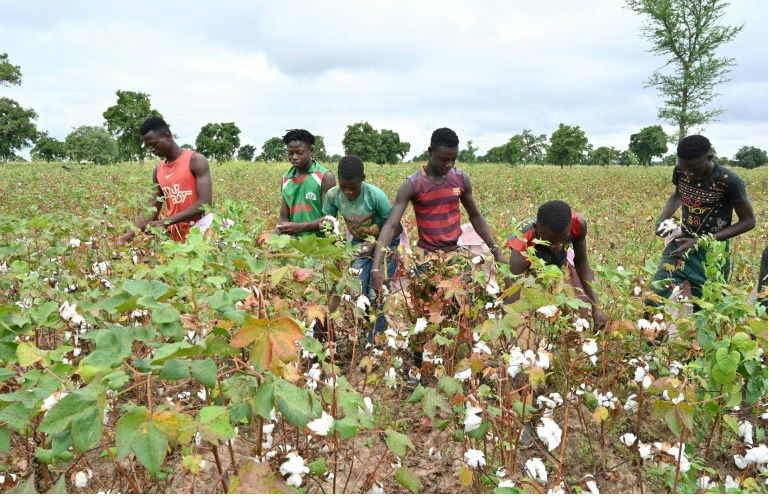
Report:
2,0,766,160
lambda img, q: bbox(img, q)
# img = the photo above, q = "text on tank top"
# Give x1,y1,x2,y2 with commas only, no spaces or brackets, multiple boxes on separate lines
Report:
407,165,465,252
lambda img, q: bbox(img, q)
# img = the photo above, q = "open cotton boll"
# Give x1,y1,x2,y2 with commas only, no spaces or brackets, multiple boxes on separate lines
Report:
499,480,516,488
279,453,310,487
463,449,486,468
581,339,598,365
656,218,678,236
73,469,92,488
636,319,650,331
738,419,754,445
537,305,558,318
697,476,716,490
454,368,473,381
585,479,600,494
472,255,482,265
624,394,639,414
464,402,484,432
724,475,739,490
369,482,384,494
574,318,590,333
537,418,563,451
306,411,335,436
525,457,548,483
356,295,371,311
744,444,768,465
619,433,636,447
485,279,500,296
638,443,652,460
412,318,428,335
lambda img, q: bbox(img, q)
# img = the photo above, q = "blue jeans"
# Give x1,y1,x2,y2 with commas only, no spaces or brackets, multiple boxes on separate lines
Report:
351,236,400,344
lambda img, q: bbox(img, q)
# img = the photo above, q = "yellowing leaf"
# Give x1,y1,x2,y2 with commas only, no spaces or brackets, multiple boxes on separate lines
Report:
231,317,304,372
460,465,473,487
592,406,609,424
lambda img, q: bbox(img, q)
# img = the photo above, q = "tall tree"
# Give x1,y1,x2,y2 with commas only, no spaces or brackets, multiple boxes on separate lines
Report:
103,90,163,164
0,53,22,87
504,134,526,166
625,0,743,141
375,129,410,164
592,146,617,167
0,97,37,162
313,135,330,163
733,146,767,169
457,140,478,164
342,122,380,162
237,144,257,162
259,137,286,163
628,125,668,166
195,122,241,163
546,124,588,168
64,126,117,164
521,129,548,165
31,132,66,162
410,150,429,163
618,149,640,166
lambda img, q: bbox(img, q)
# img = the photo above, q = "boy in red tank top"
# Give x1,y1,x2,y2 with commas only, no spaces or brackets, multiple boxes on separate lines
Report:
119,117,213,244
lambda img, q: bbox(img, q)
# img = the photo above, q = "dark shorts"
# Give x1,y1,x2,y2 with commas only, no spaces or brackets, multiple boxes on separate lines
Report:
651,240,730,299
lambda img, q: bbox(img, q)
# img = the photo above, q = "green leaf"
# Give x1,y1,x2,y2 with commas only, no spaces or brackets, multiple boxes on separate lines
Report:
307,457,327,476
396,466,421,493
51,430,72,458
437,376,463,397
229,401,253,425
421,387,451,418
72,407,102,452
722,414,740,436
116,407,150,460
131,420,169,476
152,306,181,324
467,420,490,440
123,279,173,299
47,475,67,494
196,406,236,446
16,342,46,367
5,475,37,494
0,368,15,382
191,358,217,389
334,417,359,439
40,391,96,435
159,359,191,381
0,425,9,453
385,429,415,458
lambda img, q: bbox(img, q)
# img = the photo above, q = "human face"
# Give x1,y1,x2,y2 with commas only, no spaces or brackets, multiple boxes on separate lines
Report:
142,131,172,158
339,176,364,202
287,141,313,169
427,146,459,176
535,224,570,253
677,154,713,179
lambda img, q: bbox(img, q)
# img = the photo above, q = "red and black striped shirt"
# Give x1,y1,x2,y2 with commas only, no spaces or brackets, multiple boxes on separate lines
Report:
407,165,465,252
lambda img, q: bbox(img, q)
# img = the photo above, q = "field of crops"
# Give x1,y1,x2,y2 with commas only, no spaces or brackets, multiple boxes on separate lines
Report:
0,162,766,494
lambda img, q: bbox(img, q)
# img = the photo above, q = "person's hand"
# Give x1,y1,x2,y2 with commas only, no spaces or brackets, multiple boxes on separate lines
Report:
356,241,375,258
370,269,384,295
147,219,167,229
493,248,507,264
117,231,136,247
592,306,609,330
669,237,697,258
276,222,302,236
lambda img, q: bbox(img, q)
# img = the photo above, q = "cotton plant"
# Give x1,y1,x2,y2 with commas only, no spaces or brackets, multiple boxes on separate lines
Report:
279,452,310,487
525,457,548,483
464,449,486,468
464,400,484,432
536,417,563,451
306,411,334,436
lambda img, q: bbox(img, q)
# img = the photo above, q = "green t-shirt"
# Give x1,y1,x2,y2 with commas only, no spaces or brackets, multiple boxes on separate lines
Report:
322,182,392,241
281,161,329,237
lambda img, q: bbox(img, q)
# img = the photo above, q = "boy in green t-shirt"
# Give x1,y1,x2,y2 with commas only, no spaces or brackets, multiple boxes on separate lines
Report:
323,156,403,343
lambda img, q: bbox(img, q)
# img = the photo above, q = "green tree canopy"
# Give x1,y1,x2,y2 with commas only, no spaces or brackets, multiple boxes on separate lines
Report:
629,125,668,166
195,122,241,163
313,135,330,163
733,146,768,169
0,97,38,162
342,122,380,163
592,146,617,167
618,149,640,166
64,126,118,164
504,135,526,166
375,129,410,164
625,0,743,142
521,130,549,165
237,144,257,162
31,132,66,162
102,90,163,164
0,53,22,87
329,153,342,164
259,137,285,163
546,123,588,168
410,150,429,163
457,140,478,164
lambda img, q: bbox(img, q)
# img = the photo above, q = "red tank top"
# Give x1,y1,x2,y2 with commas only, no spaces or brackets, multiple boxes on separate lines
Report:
156,149,200,242
407,165,465,252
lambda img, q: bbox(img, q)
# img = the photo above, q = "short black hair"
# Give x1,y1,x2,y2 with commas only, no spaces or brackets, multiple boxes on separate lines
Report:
283,129,315,146
677,135,711,159
338,155,365,181
537,200,572,233
139,116,170,136
430,127,459,149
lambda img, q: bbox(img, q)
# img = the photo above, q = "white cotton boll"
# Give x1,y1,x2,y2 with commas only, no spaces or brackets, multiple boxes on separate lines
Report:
464,449,486,468
349,267,362,276
428,447,442,460
585,479,600,494
195,431,202,446
537,418,563,451
535,349,551,370
69,238,81,247
738,420,754,445
472,255,482,265
73,470,91,488
724,475,739,490
638,443,652,460
636,319,650,330
41,391,68,414
574,318,590,333
507,347,528,377
581,339,598,365
616,265,625,273
341,294,351,302
321,215,340,235
633,367,646,383
485,279,500,296
369,482,384,494
633,286,642,296
537,305,558,318
642,374,653,390
485,302,493,309
473,340,492,355
279,453,309,487
499,479,516,488
619,433,636,447
197,388,207,401
734,454,749,469
662,390,684,404
669,285,683,302
363,397,374,415
525,457,548,483
669,360,683,377
547,484,565,495
306,411,334,436
412,318,428,335
744,445,768,465
356,295,371,311
657,218,678,236
454,368,473,381
697,476,716,490
464,402,483,432
496,467,507,478
624,394,639,414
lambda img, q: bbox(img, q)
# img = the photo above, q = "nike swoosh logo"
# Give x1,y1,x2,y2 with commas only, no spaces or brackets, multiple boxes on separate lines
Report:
165,172,175,179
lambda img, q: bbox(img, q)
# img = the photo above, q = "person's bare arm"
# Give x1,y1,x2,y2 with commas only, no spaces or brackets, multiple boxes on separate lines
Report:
459,172,505,264
369,181,413,291
118,166,163,245
503,249,530,305
670,199,755,258
656,191,682,232
572,217,608,329
148,153,212,228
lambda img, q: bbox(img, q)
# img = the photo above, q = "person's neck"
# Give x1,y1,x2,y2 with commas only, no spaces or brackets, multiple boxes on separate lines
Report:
696,160,715,179
294,160,313,174
164,144,184,164
424,162,444,178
